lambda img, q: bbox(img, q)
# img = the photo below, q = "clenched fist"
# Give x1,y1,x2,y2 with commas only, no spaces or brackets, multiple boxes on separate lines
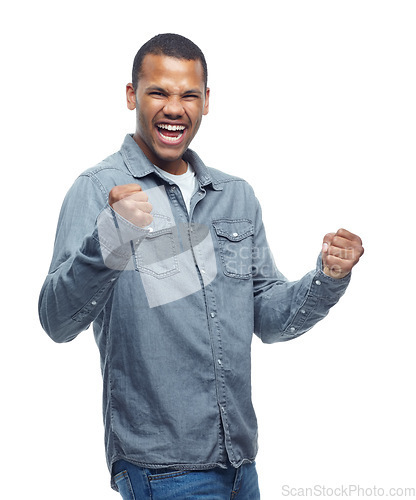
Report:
322,228,364,279
109,184,153,227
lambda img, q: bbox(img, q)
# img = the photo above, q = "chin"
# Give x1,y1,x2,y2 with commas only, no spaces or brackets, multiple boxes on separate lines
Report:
156,148,186,163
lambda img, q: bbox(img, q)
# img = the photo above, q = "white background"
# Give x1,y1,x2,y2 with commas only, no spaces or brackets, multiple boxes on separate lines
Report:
2,1,415,498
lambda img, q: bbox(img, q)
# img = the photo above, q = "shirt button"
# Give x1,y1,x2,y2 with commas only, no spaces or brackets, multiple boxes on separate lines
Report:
289,327,296,333
218,359,222,366
170,186,176,191
315,280,321,285
91,300,97,306
210,312,216,318
232,232,238,237
300,309,306,314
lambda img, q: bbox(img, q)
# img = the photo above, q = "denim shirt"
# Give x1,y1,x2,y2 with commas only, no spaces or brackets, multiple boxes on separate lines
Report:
39,134,350,485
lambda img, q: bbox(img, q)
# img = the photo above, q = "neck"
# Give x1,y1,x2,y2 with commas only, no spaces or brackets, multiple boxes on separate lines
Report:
155,158,188,175
133,133,187,175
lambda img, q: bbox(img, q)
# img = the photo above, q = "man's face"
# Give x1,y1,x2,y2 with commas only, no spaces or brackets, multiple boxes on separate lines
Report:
126,54,210,173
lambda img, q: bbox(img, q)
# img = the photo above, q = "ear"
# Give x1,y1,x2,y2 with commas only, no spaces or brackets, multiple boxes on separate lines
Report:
203,87,210,116
126,83,136,110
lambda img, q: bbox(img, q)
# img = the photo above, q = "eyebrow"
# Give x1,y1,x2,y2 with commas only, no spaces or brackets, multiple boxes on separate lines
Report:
183,89,203,96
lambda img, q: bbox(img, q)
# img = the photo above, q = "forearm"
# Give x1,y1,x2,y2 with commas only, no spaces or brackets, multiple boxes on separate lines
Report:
39,229,123,342
39,201,149,343
254,256,350,344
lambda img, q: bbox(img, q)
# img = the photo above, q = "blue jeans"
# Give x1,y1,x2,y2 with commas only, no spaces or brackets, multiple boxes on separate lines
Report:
113,459,261,499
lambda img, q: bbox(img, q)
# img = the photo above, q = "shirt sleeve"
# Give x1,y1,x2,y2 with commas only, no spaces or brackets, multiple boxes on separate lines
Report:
251,196,350,344
38,173,149,343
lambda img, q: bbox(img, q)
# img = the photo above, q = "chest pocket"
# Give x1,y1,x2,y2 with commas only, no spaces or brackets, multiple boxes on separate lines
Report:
134,213,179,279
212,219,254,279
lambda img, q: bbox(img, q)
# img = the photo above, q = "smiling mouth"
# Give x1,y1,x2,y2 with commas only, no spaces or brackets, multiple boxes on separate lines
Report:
156,123,186,144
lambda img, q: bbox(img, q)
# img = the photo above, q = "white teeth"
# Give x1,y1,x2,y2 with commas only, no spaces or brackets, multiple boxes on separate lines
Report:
157,124,185,131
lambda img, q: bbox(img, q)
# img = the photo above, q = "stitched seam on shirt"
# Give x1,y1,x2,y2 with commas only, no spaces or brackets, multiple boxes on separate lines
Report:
213,177,246,186
71,280,113,322
121,148,155,178
80,171,109,198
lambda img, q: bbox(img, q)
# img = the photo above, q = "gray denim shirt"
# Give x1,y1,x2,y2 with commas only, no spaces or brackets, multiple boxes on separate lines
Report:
39,134,350,484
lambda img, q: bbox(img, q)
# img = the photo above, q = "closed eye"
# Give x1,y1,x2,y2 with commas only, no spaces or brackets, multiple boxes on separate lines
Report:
149,91,166,98
182,94,200,100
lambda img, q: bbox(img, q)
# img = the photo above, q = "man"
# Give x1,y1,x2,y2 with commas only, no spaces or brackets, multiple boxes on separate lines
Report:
39,34,363,499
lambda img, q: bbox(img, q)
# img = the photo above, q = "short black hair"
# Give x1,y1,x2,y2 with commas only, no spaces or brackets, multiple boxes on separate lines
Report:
132,33,208,92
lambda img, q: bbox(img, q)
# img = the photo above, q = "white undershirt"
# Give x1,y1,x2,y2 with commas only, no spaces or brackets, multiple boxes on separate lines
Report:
154,163,198,213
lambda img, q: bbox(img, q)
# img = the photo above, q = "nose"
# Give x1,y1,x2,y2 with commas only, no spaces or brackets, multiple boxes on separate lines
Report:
163,96,185,119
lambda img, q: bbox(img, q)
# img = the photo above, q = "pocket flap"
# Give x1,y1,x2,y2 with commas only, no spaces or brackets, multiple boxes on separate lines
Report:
146,213,174,238
212,219,254,241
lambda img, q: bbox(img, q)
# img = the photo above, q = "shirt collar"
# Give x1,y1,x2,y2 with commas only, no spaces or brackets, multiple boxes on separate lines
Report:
120,134,223,191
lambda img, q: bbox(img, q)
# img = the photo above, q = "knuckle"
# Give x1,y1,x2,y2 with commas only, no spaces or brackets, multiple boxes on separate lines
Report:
337,228,351,239
142,213,153,226
139,202,152,213
325,255,337,266
109,186,121,202
332,235,342,247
